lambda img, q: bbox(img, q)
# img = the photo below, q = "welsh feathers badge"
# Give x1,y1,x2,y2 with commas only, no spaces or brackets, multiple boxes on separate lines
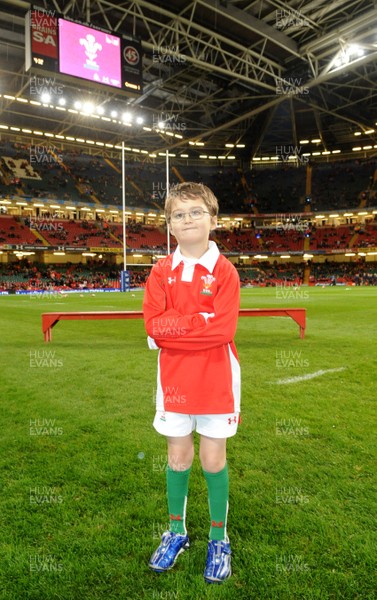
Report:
200,274,216,295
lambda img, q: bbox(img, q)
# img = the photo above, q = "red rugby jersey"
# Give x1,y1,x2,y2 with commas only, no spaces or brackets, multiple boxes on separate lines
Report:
143,242,241,414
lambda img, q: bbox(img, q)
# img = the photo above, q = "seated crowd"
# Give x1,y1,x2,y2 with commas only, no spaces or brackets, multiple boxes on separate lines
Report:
1,140,376,214
2,215,376,253
0,259,376,292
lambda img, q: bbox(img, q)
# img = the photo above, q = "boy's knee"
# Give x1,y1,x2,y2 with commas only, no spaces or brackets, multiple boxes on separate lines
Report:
199,438,227,473
200,457,226,473
168,460,193,471
167,435,194,471
168,450,194,471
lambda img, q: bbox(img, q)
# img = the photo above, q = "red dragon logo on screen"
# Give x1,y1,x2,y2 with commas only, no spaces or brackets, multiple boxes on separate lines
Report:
123,46,140,65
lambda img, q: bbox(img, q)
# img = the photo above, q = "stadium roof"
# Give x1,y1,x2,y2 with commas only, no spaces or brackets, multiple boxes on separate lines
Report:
0,0,376,163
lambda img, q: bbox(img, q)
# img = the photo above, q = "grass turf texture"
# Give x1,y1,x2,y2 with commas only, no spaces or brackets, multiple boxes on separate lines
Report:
0,287,376,600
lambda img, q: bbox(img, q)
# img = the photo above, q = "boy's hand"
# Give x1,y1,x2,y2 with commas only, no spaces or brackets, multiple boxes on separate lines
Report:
147,336,160,350
199,312,215,322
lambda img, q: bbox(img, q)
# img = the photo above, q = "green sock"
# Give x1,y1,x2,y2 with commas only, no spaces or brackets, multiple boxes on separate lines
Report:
203,464,229,541
166,465,191,535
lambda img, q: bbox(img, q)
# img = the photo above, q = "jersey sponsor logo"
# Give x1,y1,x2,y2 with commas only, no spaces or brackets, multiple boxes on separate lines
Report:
200,274,216,295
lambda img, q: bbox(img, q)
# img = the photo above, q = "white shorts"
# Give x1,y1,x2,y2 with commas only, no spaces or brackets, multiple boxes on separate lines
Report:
153,410,240,439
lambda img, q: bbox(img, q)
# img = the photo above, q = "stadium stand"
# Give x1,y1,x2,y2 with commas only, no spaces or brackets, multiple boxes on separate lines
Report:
0,142,81,201
308,225,354,251
309,261,377,286
0,215,43,245
311,160,377,211
249,165,306,213
25,217,121,248
1,257,377,293
2,141,376,215
354,223,377,248
1,142,377,294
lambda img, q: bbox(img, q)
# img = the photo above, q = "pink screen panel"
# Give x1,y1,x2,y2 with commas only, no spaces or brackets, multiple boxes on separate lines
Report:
59,19,121,88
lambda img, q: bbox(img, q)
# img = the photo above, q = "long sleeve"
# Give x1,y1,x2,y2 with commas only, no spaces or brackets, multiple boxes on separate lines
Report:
143,263,207,339
154,265,239,350
142,258,240,351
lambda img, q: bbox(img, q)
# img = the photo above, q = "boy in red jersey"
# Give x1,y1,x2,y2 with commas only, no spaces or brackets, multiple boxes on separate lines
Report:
143,182,240,583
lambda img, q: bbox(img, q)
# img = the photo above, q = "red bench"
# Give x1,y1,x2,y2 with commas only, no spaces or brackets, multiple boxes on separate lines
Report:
237,308,306,339
42,308,306,342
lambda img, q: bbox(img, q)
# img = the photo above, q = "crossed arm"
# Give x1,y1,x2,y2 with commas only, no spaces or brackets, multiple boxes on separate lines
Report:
143,265,240,351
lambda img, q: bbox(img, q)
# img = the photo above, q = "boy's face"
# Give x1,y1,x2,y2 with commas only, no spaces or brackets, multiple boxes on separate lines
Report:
169,196,217,246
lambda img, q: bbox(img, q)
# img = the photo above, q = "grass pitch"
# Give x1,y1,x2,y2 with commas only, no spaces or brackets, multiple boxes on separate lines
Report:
0,286,376,599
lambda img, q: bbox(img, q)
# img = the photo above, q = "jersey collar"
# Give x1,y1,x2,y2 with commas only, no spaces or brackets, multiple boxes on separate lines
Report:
171,240,220,273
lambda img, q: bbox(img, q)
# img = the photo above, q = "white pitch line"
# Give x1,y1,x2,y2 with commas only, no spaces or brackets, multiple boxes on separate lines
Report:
274,367,346,385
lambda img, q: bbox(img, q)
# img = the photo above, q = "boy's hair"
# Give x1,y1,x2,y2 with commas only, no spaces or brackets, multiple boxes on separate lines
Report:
165,182,219,222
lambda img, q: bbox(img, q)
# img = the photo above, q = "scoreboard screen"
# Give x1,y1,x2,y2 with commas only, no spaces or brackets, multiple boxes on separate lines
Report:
59,19,122,88
25,8,142,94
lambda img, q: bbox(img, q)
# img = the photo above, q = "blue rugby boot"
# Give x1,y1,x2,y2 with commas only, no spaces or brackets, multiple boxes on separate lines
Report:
204,538,232,583
149,531,190,572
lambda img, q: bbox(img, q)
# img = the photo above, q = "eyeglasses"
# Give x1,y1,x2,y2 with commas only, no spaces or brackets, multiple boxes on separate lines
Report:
170,208,211,223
